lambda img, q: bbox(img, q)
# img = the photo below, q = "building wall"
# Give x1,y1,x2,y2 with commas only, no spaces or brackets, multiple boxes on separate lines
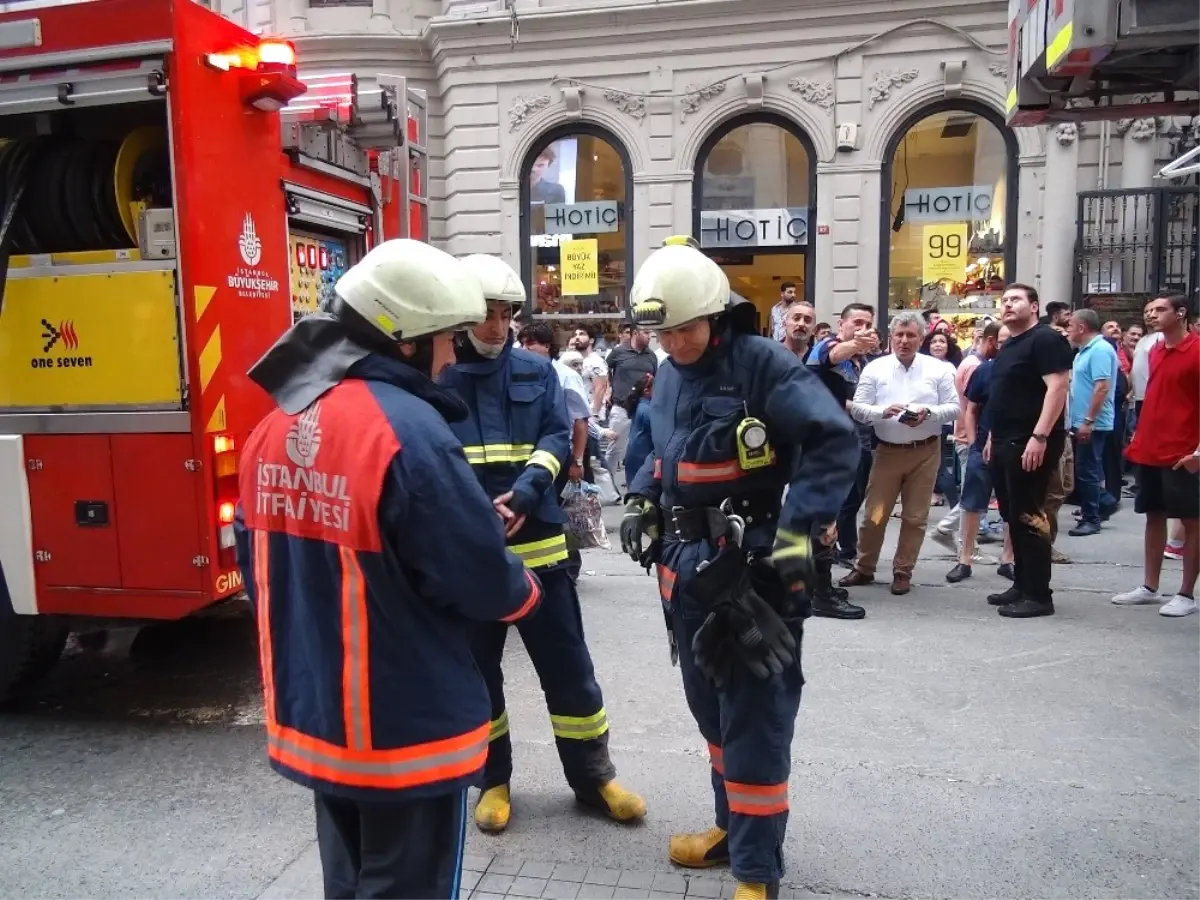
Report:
225,0,1192,323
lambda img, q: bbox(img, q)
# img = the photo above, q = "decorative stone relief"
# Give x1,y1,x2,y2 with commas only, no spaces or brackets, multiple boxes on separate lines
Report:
987,61,1008,79
1054,122,1080,146
786,77,834,110
507,94,552,131
603,89,647,123
867,69,919,110
1114,95,1161,141
680,81,726,122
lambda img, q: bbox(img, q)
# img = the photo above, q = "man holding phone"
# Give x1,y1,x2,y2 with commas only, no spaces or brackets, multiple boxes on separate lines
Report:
842,311,960,596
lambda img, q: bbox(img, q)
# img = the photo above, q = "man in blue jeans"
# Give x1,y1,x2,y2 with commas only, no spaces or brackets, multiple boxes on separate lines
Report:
1067,309,1121,536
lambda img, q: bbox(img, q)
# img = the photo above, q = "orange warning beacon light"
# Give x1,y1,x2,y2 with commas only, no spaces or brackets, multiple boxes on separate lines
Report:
204,39,307,112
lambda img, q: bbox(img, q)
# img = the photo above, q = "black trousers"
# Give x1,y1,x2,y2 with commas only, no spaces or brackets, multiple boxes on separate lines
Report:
314,789,468,899
990,432,1065,603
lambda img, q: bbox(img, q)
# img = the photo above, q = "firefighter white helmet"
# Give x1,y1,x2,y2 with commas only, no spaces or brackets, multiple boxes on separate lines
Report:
630,235,729,330
460,254,526,307
334,239,487,341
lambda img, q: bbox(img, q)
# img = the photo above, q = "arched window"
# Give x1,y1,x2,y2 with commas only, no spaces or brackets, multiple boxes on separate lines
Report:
881,101,1018,347
519,124,633,351
692,112,815,337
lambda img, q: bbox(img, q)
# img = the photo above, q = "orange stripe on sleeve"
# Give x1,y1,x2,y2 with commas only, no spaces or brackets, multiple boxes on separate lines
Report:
501,570,542,623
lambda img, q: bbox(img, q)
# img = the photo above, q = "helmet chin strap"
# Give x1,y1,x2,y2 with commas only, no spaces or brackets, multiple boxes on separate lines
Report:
467,328,505,359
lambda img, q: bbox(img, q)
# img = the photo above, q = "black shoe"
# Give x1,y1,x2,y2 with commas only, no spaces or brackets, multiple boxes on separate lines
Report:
811,593,867,620
998,597,1055,618
830,584,851,601
1068,521,1101,537
997,562,1015,581
946,563,972,583
987,585,1022,606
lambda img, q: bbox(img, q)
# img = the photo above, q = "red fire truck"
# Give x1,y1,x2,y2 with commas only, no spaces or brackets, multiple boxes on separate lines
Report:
0,0,428,701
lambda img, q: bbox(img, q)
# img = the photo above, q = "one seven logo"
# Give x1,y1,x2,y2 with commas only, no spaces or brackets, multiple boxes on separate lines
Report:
41,319,79,353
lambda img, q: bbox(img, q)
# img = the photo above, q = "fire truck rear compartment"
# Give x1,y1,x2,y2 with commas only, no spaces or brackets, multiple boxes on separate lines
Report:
0,82,205,604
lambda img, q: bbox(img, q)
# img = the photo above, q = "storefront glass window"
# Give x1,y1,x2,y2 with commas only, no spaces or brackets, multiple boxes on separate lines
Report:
886,108,1012,347
526,130,628,349
695,117,812,335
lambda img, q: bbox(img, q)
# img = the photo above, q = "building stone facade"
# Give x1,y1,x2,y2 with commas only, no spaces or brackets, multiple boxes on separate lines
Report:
208,0,1193,325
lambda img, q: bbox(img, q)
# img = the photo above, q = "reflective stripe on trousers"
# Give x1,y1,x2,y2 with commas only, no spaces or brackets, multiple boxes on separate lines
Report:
254,530,489,790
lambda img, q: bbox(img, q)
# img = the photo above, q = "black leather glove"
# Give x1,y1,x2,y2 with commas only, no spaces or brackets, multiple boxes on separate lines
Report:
620,496,660,571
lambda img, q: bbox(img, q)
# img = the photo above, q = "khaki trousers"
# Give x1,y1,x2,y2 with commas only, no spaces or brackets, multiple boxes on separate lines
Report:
855,438,942,578
1044,436,1075,543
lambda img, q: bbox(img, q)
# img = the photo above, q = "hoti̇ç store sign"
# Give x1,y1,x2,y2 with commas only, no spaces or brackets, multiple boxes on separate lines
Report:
904,186,994,224
699,208,809,249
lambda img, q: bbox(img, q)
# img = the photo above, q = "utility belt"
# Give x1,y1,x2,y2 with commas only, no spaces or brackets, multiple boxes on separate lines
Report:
661,495,780,542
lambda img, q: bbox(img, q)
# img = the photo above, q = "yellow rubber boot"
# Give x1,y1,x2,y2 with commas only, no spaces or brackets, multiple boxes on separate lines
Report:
668,825,729,868
594,780,647,821
732,883,778,900
474,785,511,833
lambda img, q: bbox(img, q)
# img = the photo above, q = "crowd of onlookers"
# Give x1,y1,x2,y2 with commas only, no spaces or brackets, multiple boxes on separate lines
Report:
509,285,1199,621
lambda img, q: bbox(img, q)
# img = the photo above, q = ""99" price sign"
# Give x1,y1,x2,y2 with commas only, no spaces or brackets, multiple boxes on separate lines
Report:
922,223,968,285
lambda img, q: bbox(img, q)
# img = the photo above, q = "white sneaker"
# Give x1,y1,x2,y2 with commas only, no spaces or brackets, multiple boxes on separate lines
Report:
1159,594,1198,617
1111,585,1161,605
969,550,999,565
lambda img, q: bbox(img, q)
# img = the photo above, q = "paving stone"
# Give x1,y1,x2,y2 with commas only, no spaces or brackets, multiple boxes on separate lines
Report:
463,853,494,873
616,870,656,889
489,855,525,876
510,876,550,897
477,873,515,894
583,867,621,886
542,880,582,900
611,888,651,900
461,870,482,892
552,864,590,883
520,861,558,879
577,886,616,900
470,893,506,900
651,873,688,894
684,877,725,898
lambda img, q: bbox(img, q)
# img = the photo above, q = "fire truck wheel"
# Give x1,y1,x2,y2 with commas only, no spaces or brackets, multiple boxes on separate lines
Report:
0,615,69,705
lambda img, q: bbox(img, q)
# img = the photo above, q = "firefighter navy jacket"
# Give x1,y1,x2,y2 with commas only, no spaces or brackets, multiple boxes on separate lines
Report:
439,341,573,569
627,324,858,605
234,352,542,802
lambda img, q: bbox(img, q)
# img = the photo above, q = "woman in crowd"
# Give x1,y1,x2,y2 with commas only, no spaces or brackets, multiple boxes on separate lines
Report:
922,330,964,506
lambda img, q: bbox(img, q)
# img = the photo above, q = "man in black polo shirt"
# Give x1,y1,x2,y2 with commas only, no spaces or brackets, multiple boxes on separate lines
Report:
604,321,658,470
984,283,1074,618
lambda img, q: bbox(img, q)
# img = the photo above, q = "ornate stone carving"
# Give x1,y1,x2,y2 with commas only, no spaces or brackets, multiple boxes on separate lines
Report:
1054,122,1080,145
987,61,1008,79
680,81,726,122
603,89,646,123
787,77,834,110
1114,96,1161,141
867,69,919,109
507,94,552,131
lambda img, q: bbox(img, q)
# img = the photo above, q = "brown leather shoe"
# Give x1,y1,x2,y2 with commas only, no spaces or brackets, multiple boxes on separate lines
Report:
890,573,912,595
838,569,875,587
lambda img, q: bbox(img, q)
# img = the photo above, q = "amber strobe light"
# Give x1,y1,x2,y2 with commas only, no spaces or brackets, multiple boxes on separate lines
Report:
204,39,308,113
211,434,240,571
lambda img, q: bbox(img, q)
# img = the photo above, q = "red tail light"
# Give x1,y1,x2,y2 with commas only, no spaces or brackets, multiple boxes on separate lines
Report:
212,434,240,575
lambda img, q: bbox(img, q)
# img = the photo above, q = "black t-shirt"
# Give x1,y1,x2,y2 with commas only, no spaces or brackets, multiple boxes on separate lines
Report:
964,359,994,451
987,323,1074,442
606,346,657,402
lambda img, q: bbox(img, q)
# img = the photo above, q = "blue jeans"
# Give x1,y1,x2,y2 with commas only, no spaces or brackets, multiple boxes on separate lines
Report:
836,447,874,560
1075,430,1119,525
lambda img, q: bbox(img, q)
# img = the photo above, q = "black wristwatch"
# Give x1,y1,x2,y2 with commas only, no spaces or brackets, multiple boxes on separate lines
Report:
1031,433,1048,443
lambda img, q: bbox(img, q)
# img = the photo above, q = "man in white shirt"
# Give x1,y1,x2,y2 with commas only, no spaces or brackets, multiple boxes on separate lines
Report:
839,310,960,595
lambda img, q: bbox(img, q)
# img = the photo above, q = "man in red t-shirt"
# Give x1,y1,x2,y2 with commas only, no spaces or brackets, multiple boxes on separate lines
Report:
1113,293,1200,617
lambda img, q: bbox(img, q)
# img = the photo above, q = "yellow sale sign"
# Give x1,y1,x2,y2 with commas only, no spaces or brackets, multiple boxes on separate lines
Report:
560,238,599,296
922,223,969,285
0,269,183,409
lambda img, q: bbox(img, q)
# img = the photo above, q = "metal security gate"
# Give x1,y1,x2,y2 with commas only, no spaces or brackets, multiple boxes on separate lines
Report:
1075,187,1199,320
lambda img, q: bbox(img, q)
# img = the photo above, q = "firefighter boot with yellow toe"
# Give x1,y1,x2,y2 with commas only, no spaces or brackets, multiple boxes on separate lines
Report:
474,785,511,833
575,779,647,822
668,825,730,868
732,881,779,900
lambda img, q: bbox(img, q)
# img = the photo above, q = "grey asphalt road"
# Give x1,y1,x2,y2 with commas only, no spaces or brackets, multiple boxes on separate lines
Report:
1,504,1196,900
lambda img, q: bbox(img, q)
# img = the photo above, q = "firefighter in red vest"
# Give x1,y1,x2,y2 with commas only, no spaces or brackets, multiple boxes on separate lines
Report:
235,239,543,899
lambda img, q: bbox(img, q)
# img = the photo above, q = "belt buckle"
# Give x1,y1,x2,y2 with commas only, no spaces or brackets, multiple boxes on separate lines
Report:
669,505,686,533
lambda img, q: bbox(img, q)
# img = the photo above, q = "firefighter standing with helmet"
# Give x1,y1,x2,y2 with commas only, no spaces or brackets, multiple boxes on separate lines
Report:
234,240,545,899
439,253,647,833
620,237,858,900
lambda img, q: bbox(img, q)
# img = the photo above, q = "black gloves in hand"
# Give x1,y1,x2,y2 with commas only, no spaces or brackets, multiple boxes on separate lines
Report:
687,546,798,688
620,495,661,571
